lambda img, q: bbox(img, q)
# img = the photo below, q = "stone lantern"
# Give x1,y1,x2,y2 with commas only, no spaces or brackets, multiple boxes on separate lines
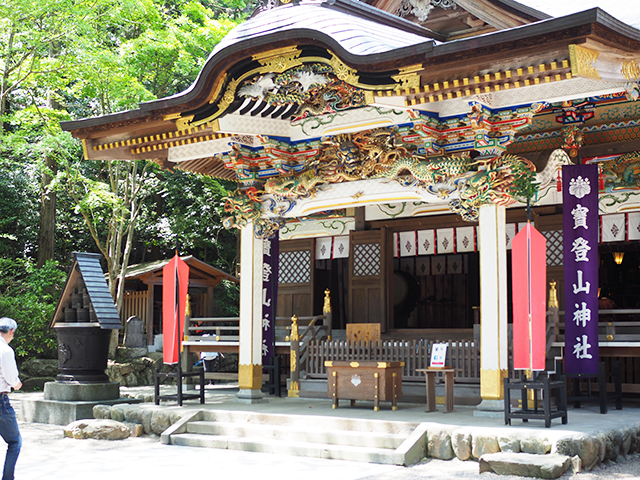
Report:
20,252,133,425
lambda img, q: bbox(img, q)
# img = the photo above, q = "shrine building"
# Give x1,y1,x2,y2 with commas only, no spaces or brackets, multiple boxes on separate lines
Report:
62,0,640,407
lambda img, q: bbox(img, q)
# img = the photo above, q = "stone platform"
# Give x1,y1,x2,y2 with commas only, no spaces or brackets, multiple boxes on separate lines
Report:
15,385,640,476
19,381,139,425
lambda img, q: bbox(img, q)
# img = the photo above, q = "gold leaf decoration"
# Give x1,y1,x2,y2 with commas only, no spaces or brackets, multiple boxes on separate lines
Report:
622,59,640,81
569,44,600,80
175,115,194,130
252,47,302,73
216,78,241,114
392,73,421,90
329,54,359,85
392,64,422,90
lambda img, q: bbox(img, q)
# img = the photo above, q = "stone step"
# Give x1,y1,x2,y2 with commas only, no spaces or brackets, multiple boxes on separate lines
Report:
479,452,572,479
163,410,428,466
186,420,407,449
170,433,405,464
198,409,418,435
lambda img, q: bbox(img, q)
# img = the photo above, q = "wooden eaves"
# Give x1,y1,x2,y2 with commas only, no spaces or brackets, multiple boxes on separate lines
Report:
60,3,640,178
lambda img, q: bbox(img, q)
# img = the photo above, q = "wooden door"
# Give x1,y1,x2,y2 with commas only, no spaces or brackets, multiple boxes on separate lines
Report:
277,239,314,318
349,229,387,331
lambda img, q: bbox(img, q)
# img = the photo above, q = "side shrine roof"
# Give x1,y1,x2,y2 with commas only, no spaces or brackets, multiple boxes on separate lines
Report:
51,252,122,330
124,256,238,286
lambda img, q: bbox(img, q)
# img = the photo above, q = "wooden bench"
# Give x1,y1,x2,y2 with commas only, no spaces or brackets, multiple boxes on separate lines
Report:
565,361,622,414
504,374,568,428
154,364,205,406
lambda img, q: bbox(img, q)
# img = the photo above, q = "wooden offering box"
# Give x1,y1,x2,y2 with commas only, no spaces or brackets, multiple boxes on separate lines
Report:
325,360,403,411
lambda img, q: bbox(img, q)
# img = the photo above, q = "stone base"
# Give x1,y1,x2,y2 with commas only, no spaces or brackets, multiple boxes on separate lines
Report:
234,388,267,404
473,399,505,418
44,381,119,401
19,396,137,425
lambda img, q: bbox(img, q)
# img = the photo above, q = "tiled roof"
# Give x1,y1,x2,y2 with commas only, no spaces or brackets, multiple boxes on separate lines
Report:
51,252,122,330
75,253,122,329
209,2,434,58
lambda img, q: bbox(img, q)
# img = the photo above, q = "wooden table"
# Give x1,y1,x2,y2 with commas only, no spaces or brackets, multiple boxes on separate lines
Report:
325,361,403,411
416,367,455,413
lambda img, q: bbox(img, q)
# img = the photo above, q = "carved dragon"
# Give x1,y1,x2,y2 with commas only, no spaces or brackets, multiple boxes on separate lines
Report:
225,126,540,232
600,151,640,191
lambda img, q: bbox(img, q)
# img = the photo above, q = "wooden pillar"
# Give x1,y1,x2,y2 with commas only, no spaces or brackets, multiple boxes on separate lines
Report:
477,204,508,409
145,283,154,346
237,221,265,402
206,286,214,317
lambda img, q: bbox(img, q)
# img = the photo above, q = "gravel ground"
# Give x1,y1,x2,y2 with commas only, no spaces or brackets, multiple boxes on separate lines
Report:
362,454,640,479
11,420,640,480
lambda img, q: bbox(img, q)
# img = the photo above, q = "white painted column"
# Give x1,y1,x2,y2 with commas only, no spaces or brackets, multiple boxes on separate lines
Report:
476,203,508,413
237,221,265,402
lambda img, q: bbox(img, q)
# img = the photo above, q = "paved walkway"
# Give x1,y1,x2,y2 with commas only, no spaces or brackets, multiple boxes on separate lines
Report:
10,385,640,479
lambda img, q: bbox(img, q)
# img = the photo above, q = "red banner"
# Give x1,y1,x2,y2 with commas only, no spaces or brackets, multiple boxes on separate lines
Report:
512,223,547,371
162,255,190,364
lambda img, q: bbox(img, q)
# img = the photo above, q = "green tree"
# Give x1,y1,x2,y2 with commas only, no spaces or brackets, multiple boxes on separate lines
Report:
1,0,246,356
0,258,67,359
136,170,238,271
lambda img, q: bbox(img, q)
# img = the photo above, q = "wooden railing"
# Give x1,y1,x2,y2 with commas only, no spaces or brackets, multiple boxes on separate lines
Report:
185,316,240,341
302,338,482,383
287,314,332,396
546,309,640,345
545,307,640,393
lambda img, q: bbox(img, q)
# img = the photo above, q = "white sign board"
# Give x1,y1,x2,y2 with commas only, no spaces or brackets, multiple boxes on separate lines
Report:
430,343,448,368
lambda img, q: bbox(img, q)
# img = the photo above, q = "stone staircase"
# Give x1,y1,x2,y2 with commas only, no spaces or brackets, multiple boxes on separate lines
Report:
161,410,427,465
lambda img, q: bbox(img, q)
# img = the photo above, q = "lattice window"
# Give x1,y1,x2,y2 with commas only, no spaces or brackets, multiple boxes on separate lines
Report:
543,230,563,266
279,250,311,284
353,243,381,276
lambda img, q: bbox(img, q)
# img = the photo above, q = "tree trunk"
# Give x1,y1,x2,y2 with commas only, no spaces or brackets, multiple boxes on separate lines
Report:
0,27,15,132
36,86,63,267
37,153,57,267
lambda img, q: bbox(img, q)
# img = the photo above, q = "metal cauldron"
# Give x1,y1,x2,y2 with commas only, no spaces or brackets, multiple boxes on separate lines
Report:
55,324,111,383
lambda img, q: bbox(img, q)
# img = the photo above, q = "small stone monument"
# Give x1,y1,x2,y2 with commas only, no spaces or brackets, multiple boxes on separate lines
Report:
124,316,146,348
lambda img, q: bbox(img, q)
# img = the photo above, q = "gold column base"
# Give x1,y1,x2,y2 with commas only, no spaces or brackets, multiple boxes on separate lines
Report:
238,363,263,390
288,381,300,398
480,368,508,400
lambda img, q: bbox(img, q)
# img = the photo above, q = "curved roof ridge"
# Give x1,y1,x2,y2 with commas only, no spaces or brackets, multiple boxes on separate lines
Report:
208,2,437,61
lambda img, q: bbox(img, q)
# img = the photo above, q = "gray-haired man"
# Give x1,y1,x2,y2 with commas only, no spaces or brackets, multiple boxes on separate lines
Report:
0,318,21,480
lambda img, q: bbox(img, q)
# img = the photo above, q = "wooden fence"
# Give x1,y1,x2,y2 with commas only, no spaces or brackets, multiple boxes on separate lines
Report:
304,339,482,383
122,290,150,324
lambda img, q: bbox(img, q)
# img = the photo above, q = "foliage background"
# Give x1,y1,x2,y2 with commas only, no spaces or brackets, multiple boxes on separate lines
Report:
0,0,254,358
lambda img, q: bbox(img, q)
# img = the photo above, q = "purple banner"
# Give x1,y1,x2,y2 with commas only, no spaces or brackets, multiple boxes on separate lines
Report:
563,164,599,375
261,235,279,363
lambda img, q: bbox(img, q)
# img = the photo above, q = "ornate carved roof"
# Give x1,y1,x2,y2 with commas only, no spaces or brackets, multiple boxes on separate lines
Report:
61,0,640,184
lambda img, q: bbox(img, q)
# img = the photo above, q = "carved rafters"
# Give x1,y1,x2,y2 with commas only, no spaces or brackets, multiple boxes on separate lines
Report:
396,0,457,22
217,103,543,186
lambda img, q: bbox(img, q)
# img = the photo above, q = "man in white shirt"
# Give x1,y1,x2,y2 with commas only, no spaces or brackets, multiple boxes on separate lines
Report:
0,317,21,480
